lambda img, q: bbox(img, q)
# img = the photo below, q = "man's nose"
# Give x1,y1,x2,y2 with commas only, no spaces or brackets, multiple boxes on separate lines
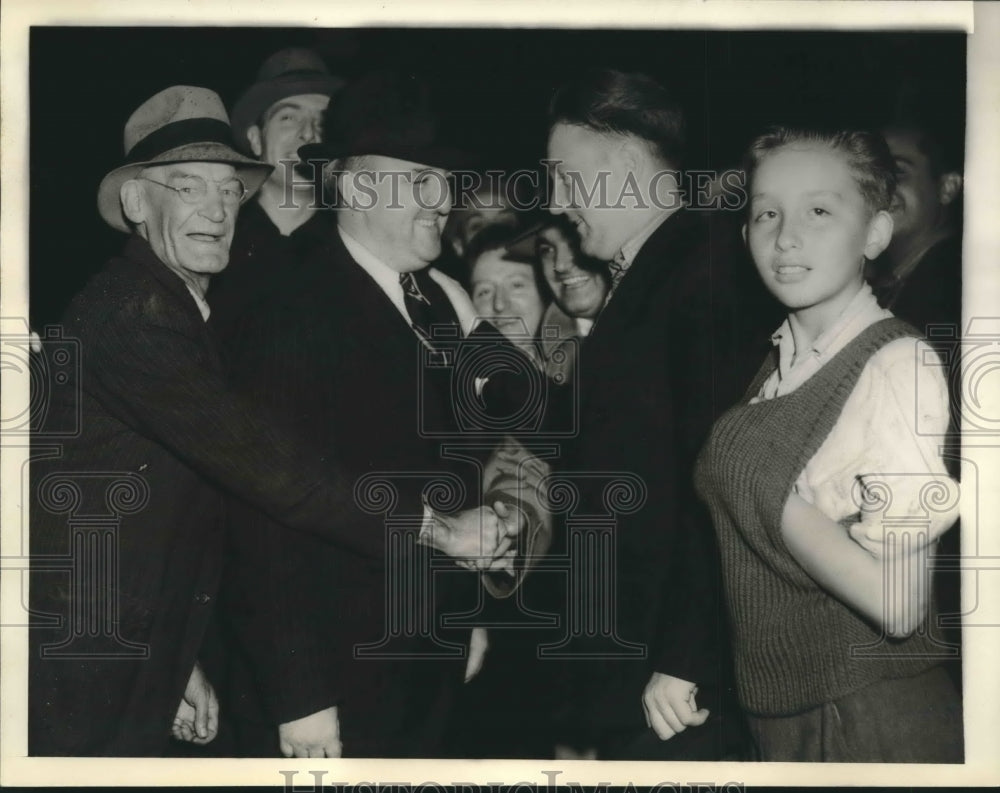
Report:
199,189,227,222
776,217,801,251
300,116,321,144
553,253,573,274
492,288,508,313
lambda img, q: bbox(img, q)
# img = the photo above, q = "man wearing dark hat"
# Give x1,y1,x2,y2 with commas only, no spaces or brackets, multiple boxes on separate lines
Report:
28,85,514,757
208,47,344,342
221,71,552,758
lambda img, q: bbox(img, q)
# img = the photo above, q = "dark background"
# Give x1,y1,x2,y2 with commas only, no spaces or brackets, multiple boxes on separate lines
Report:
29,27,965,326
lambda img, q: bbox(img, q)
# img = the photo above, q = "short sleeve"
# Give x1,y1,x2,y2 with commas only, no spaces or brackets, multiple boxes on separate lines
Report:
803,337,960,556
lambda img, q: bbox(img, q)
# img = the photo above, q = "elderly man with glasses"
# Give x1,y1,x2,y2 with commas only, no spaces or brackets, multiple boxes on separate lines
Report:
29,85,517,758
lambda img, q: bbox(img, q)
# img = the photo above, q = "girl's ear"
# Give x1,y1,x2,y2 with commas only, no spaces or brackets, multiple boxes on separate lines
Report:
741,223,748,245
863,209,894,260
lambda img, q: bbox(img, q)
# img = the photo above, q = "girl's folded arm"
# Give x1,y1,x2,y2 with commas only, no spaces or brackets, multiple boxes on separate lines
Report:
781,491,931,637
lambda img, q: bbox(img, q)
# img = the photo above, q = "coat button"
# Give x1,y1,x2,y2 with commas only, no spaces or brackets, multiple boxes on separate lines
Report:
193,592,211,605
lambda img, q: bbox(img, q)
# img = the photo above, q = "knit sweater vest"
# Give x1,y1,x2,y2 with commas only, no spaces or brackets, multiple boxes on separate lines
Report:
694,317,942,716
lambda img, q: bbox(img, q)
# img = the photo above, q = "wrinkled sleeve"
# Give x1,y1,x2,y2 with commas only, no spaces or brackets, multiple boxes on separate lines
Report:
85,295,383,559
840,338,960,555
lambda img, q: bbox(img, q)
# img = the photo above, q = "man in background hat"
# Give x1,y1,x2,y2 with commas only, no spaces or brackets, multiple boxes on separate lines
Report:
208,47,344,342
29,85,514,757
221,71,552,758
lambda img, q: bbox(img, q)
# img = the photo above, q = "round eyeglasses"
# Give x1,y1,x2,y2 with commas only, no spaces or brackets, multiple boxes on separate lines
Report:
139,174,248,206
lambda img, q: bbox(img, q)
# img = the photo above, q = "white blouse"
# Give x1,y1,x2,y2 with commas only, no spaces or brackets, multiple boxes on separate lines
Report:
754,284,959,555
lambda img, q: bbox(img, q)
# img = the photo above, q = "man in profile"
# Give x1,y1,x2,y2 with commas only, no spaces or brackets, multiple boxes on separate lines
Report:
542,68,771,759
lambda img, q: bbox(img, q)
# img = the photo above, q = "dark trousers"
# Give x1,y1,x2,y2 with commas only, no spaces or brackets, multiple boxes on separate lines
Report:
746,665,963,762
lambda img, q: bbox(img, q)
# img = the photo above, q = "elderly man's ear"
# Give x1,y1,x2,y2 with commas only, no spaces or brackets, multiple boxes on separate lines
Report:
120,180,149,227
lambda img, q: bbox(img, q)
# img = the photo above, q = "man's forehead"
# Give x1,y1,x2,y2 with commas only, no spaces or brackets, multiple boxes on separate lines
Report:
264,93,330,118
883,129,929,162
474,250,535,274
548,122,619,157
538,225,570,244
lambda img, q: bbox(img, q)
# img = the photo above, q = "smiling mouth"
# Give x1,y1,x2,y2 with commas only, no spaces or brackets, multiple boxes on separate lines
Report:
415,218,440,230
773,263,809,282
559,274,592,289
187,233,224,243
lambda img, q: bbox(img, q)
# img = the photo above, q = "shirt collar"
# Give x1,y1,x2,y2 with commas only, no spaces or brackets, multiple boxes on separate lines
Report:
617,208,677,267
337,225,407,301
575,317,595,337
125,235,212,322
769,282,889,358
185,285,212,322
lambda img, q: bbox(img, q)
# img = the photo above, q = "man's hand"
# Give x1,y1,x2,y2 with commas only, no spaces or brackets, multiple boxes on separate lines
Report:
484,438,551,505
422,505,514,569
465,627,489,683
171,661,219,745
278,706,341,758
641,672,709,741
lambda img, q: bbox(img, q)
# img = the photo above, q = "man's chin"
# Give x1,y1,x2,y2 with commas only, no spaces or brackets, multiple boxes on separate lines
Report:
192,256,230,275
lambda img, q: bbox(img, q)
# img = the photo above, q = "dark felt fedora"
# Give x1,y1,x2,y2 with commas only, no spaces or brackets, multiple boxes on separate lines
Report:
297,71,471,172
230,48,345,155
97,85,273,233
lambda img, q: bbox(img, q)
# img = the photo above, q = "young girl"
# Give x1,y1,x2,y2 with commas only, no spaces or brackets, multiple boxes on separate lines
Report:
695,127,962,762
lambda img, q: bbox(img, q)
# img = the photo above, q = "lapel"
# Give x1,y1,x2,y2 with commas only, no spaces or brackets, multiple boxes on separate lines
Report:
121,235,223,363
584,208,698,364
302,229,431,366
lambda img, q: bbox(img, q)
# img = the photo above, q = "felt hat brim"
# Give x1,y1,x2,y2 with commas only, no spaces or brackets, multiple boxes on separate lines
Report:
97,141,274,233
230,73,346,155
503,222,547,263
297,140,474,175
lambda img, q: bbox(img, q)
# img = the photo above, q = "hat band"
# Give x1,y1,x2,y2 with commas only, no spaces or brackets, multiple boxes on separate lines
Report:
125,118,237,164
272,68,330,79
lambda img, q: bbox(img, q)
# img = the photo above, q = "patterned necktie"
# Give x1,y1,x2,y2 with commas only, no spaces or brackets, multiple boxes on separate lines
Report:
603,250,630,308
400,270,459,346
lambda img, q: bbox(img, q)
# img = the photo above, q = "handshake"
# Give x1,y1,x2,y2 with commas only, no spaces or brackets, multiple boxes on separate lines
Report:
421,500,523,574
418,439,550,576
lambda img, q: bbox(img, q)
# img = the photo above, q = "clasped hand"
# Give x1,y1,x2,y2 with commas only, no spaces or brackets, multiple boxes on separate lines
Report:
172,661,219,745
642,672,710,741
425,500,522,573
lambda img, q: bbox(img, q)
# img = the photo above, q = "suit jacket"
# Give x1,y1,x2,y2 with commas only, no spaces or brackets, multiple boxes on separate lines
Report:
552,207,780,749
872,233,962,336
208,200,334,349
222,227,548,757
28,236,381,756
